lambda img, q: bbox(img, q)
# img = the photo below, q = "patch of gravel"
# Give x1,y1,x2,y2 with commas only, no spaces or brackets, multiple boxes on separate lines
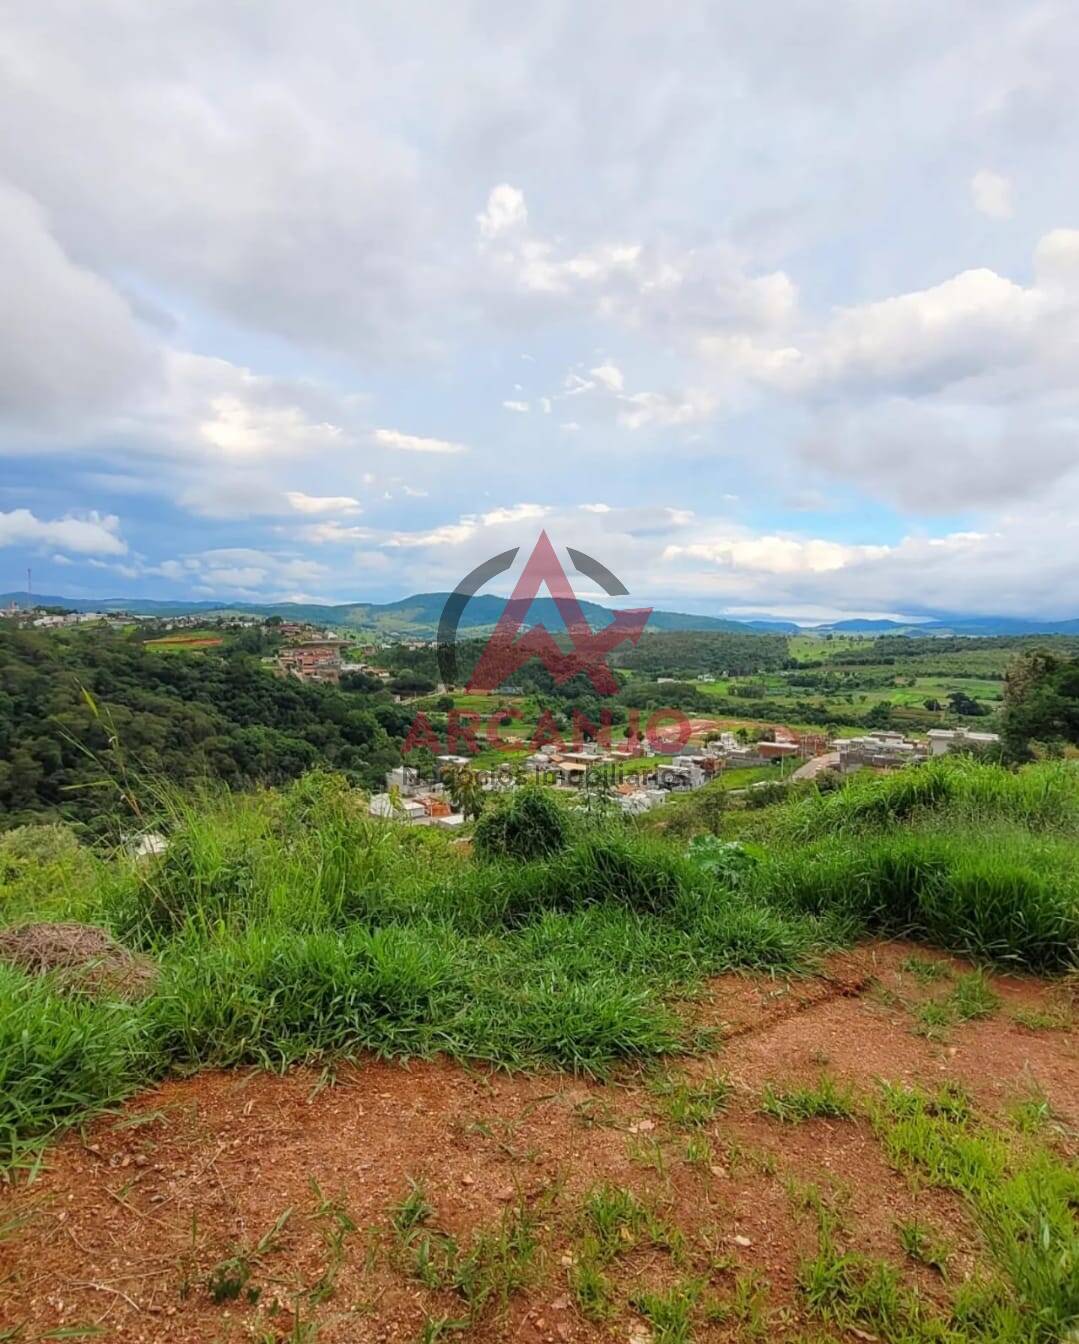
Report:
0,921,158,999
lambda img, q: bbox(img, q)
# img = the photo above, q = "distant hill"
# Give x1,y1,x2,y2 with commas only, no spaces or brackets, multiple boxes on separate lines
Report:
813,616,1079,636
3,591,1078,639
0,590,799,636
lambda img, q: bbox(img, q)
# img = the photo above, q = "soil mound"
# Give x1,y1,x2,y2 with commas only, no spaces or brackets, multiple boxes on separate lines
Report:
0,921,157,999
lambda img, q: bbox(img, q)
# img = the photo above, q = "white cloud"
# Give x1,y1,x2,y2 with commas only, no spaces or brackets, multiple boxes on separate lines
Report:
591,363,624,392
617,389,714,430
148,547,331,596
373,427,467,454
0,509,127,555
476,184,528,240
480,503,548,526
665,534,891,575
385,521,479,548
298,521,371,544
502,400,530,412
199,395,344,459
284,491,362,514
970,169,1013,219
0,181,156,433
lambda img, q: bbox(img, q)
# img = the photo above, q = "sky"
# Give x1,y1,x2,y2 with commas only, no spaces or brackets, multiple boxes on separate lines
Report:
2,1,1079,623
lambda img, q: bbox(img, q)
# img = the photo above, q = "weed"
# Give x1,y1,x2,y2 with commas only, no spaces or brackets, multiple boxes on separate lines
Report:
949,970,1001,1021
205,1208,292,1304
1008,1094,1054,1135
900,954,952,983
682,1135,713,1167
649,1072,732,1129
405,1196,544,1319
915,970,1001,1038
631,1278,702,1344
873,1082,1079,1341
798,1222,943,1340
568,1253,616,1321
582,1183,666,1261
760,1076,856,1123
914,997,955,1039
390,1178,434,1237
1011,1000,1074,1032
705,1270,772,1338
306,1179,356,1304
626,1136,668,1175
896,1217,949,1275
414,1317,468,1343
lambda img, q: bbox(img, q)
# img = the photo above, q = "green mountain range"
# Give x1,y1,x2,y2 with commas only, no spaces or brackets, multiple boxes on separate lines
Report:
6,590,1079,638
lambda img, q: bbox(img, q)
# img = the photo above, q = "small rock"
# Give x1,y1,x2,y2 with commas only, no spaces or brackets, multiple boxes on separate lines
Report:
732,1234,752,1247
461,1173,475,1186
550,1296,571,1310
709,1164,728,1178
560,1251,576,1266
495,1186,514,1201
627,1118,655,1134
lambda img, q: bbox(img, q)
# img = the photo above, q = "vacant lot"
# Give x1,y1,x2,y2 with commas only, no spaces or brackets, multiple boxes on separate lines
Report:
1,943,1074,1342
144,631,224,652
0,760,1075,1342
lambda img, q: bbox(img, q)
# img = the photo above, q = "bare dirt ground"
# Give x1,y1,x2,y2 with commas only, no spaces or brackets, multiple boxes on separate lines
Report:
1,941,1075,1343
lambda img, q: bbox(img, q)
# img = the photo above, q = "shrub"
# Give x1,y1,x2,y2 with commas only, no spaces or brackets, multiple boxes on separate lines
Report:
545,832,695,915
0,964,146,1162
473,785,570,862
685,836,759,888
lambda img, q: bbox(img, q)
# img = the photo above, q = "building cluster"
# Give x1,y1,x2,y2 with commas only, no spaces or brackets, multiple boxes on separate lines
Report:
367,762,470,829
271,637,349,685
836,726,1000,773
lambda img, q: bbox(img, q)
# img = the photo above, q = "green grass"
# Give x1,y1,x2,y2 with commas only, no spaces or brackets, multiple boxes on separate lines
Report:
648,1071,732,1129
896,1217,950,1275
630,1279,702,1343
392,1179,545,1320
870,1083,1079,1342
915,970,1002,1037
0,758,1075,1165
759,1075,857,1123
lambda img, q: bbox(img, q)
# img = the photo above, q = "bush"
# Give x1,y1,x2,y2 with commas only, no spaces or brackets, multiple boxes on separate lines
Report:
545,833,696,915
754,830,1078,971
473,785,571,862
0,964,146,1162
685,836,759,888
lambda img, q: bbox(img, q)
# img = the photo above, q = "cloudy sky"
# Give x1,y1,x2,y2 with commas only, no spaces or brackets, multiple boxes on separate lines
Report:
2,1,1079,621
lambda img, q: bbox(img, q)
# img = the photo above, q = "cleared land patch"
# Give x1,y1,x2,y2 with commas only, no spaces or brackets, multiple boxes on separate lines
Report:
0,944,1074,1343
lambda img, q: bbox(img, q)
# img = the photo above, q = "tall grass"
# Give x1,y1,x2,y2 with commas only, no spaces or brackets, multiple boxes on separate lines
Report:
0,761,1075,1161
753,827,1078,969
765,757,1079,842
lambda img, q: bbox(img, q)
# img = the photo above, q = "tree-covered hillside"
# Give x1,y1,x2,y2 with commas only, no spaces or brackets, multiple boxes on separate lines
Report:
0,627,402,830
611,630,790,677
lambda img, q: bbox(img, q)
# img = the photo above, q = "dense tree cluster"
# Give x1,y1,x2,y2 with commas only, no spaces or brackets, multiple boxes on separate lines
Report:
0,627,401,829
1002,649,1079,759
611,631,790,677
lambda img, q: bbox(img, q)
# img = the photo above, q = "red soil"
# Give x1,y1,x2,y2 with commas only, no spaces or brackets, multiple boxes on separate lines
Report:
1,942,1073,1343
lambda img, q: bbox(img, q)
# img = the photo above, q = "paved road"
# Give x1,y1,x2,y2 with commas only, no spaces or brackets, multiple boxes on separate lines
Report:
791,750,840,781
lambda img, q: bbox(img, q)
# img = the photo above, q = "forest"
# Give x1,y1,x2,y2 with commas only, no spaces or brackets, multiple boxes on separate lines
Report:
0,627,402,830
